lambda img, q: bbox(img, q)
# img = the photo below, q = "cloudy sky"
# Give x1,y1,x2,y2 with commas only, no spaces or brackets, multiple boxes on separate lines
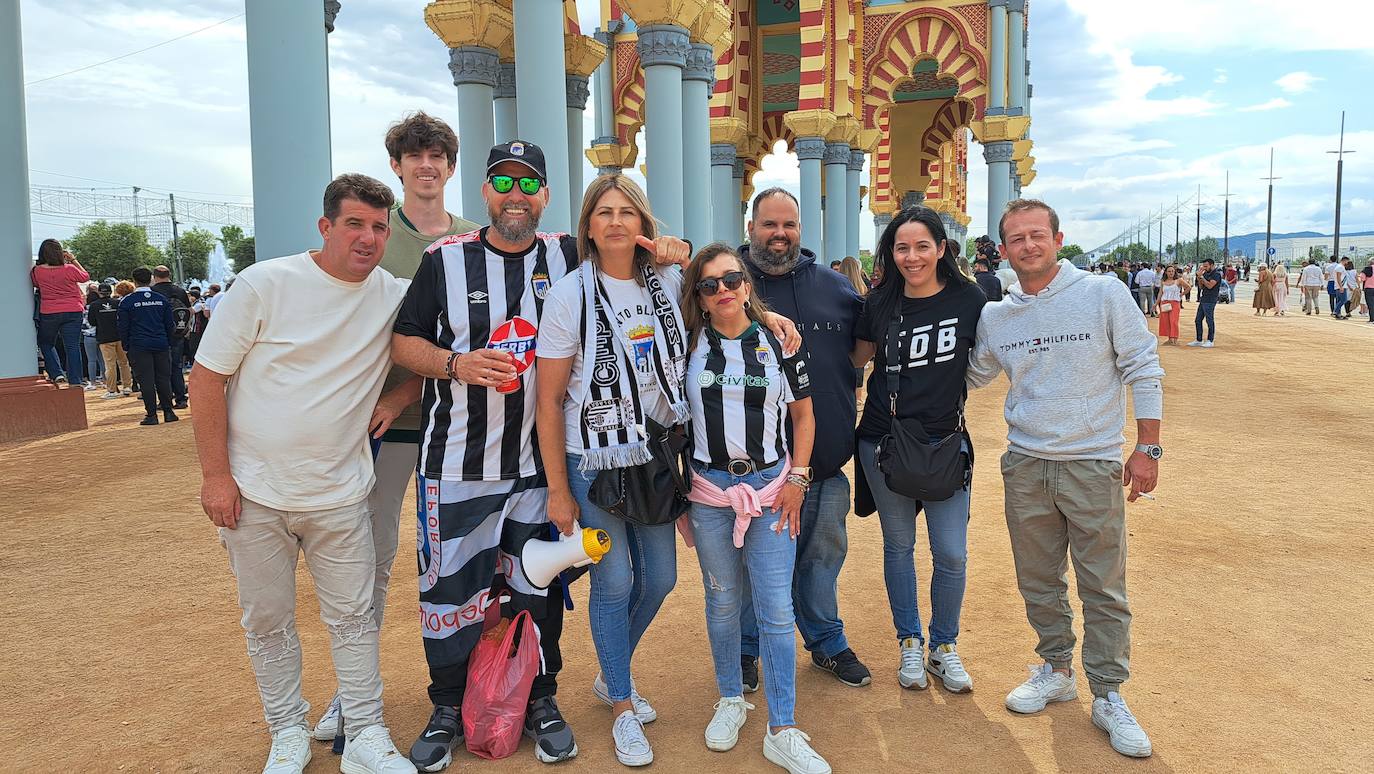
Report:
17,0,1374,260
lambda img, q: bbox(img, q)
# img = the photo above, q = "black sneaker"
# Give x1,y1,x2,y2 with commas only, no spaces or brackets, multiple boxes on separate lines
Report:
741,655,760,694
163,410,179,423
140,415,158,426
409,705,462,772
524,695,577,763
173,400,188,410
812,648,872,687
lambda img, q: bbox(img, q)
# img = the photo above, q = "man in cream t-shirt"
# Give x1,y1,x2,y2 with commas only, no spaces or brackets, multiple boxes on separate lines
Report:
189,174,418,774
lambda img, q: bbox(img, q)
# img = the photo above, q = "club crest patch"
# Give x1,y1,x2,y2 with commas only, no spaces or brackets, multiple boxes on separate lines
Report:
754,345,773,366
531,272,550,300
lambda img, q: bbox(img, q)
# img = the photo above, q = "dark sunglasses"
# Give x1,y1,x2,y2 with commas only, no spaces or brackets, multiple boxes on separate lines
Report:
488,175,543,195
695,271,746,296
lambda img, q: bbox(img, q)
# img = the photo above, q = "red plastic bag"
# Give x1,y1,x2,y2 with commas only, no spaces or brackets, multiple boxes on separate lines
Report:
462,608,542,760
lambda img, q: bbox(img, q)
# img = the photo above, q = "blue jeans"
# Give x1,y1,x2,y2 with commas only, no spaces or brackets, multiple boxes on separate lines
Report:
37,311,84,381
857,439,971,647
690,459,797,728
565,453,678,702
82,334,104,382
741,471,851,660
1194,302,1216,342
168,338,187,400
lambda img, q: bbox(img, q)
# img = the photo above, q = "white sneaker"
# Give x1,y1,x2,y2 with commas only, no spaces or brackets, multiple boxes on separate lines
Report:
311,694,342,741
1185,340,1203,347
927,643,973,693
101,391,120,400
704,696,754,752
121,388,133,396
262,726,311,774
1092,692,1153,758
897,637,927,689
1201,340,1215,348
612,709,653,767
763,727,831,774
341,725,417,774
594,672,656,723
1005,662,1078,714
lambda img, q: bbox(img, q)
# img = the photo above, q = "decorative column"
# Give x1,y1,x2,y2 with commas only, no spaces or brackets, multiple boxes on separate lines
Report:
732,157,746,243
823,143,850,262
513,0,571,233
636,25,691,236
902,190,925,209
984,141,1014,239
681,43,715,249
1008,0,1027,115
449,47,498,223
245,0,334,261
846,149,864,261
987,0,1008,116
875,212,893,247
711,145,737,243
494,62,517,142
939,211,959,242
565,74,590,225
591,28,617,166
794,138,826,250
1,0,37,378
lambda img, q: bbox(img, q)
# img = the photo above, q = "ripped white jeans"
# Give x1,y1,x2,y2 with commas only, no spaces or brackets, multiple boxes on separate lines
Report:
225,497,383,737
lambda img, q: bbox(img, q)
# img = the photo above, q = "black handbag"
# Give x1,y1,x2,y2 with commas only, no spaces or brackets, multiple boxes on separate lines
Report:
588,417,692,526
873,316,969,502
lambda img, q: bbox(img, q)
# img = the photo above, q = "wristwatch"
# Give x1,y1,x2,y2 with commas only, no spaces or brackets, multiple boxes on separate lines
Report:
1134,443,1163,460
789,466,814,483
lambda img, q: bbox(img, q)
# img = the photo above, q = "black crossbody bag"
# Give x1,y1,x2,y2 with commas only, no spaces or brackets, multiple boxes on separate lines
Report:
873,315,969,502
589,417,693,526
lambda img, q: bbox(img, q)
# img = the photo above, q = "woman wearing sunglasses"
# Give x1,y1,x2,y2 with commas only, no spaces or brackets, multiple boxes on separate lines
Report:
677,243,829,774
850,206,986,695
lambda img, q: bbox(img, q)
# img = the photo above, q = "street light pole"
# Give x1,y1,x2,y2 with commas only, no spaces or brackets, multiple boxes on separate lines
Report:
1220,170,1234,261
1194,185,1201,266
1261,148,1281,264
1327,110,1355,260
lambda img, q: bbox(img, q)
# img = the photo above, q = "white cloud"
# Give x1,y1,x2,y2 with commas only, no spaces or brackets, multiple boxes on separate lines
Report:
1239,97,1292,112
1063,0,1374,53
1274,71,1321,94
1214,69,1228,84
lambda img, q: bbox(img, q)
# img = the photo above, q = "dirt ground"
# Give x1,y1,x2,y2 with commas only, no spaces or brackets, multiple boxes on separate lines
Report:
3,297,1371,774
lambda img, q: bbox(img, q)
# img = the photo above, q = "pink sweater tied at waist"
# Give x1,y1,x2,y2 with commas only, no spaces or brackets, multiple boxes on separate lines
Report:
679,457,791,549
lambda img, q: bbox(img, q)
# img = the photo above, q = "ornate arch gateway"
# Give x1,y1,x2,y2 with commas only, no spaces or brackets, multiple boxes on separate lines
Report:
430,0,1035,254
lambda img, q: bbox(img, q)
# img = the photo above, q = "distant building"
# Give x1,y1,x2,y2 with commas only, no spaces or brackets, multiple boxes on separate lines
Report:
1262,235,1374,266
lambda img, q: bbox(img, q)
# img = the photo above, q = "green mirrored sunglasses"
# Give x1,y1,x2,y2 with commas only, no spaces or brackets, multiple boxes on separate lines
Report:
488,175,543,195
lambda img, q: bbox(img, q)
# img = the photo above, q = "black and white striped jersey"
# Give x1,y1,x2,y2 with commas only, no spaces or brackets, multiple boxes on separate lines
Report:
686,322,811,466
393,227,579,482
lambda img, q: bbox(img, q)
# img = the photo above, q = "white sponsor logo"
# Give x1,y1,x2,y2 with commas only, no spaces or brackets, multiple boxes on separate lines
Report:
468,290,488,304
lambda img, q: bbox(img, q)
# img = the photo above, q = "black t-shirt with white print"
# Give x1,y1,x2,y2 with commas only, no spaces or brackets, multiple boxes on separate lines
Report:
856,281,985,441
392,226,580,482
686,322,811,466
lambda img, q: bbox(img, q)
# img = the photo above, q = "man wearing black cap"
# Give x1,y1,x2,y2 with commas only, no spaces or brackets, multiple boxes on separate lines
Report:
391,140,586,770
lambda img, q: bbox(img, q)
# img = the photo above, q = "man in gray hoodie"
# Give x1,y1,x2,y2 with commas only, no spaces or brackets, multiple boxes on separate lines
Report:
968,199,1162,759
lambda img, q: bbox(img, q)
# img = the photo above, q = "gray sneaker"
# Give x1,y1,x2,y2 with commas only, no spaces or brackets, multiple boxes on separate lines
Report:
524,695,578,763
408,705,461,772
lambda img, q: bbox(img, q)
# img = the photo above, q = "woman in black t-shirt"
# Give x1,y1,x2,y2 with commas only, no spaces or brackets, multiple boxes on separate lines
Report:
851,206,984,695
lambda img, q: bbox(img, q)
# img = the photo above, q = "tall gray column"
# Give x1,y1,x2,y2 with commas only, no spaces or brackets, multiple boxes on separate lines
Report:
987,0,1008,116
494,62,518,143
1008,0,1027,115
514,0,571,233
902,190,925,209
875,213,893,249
246,0,334,261
846,149,865,260
566,74,590,226
1,0,37,376
711,144,737,243
732,158,746,243
449,46,498,224
795,137,826,251
939,212,958,242
823,142,849,261
636,25,691,236
984,141,1014,238
592,29,616,146
681,43,715,248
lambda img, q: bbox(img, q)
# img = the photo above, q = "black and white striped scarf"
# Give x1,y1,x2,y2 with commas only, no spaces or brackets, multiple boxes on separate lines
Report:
576,259,688,471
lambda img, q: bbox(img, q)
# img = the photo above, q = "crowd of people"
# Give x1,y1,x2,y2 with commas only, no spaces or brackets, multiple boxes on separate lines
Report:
29,246,236,424
173,111,1165,774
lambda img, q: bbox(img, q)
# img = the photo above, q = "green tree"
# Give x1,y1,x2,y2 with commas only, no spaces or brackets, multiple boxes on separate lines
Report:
167,227,216,281
1308,245,1328,261
1057,244,1084,261
220,225,255,274
1169,237,1223,265
66,220,162,281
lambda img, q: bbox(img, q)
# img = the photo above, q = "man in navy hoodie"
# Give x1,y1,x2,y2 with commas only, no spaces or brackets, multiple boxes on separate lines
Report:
120,266,178,425
736,187,871,689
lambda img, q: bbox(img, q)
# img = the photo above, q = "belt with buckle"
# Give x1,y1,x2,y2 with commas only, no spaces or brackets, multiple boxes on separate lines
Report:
708,458,763,476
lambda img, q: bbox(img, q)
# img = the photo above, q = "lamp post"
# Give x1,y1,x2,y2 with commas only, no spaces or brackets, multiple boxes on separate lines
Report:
1261,148,1281,265
1328,111,1354,260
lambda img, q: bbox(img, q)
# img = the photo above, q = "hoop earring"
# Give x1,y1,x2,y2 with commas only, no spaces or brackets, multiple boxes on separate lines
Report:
702,309,711,319
743,298,750,309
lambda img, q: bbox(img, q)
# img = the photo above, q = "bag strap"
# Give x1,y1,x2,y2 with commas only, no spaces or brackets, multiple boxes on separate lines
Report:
883,314,902,418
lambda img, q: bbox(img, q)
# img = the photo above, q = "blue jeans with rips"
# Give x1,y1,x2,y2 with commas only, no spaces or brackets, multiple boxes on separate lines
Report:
741,471,851,660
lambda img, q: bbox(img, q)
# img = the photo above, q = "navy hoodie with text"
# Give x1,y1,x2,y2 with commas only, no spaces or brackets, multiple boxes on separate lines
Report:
739,245,863,481
118,287,175,352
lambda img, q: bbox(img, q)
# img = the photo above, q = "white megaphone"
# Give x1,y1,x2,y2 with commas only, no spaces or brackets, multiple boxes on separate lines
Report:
520,524,612,589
